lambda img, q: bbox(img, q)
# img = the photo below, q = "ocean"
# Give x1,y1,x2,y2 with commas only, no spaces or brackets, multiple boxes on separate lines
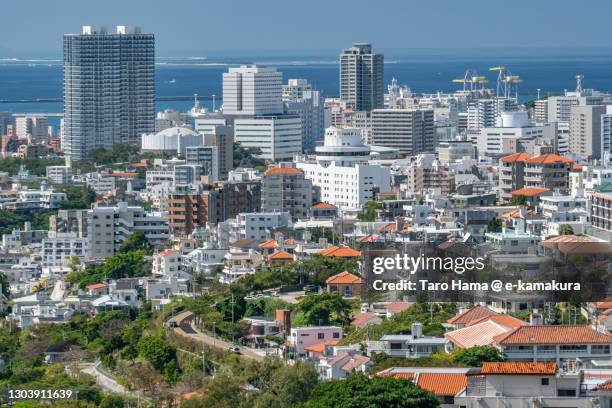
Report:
1,49,612,124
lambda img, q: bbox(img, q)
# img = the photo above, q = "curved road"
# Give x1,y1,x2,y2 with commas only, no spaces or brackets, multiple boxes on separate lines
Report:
171,311,265,361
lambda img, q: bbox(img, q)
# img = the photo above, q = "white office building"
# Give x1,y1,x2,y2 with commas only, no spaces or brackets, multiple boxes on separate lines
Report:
467,98,518,132
296,127,391,211
15,116,49,141
234,115,302,161
370,109,435,154
222,65,283,116
42,232,89,267
600,106,612,165
283,79,325,151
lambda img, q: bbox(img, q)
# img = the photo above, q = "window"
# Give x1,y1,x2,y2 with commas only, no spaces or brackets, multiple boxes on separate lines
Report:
332,332,340,339
541,378,549,386
318,333,325,339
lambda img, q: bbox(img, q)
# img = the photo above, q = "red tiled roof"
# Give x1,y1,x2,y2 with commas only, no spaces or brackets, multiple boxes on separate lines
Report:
417,373,467,396
265,167,303,175
501,152,533,163
481,362,557,375
326,271,364,285
258,240,279,249
304,339,339,353
102,172,138,178
356,234,380,243
377,371,415,380
445,317,527,349
525,153,573,165
540,236,612,255
597,379,612,391
86,283,108,290
311,202,337,209
351,312,381,328
386,301,411,314
319,246,362,257
470,314,528,330
268,250,294,260
158,249,176,257
511,187,551,197
447,306,498,326
494,325,612,345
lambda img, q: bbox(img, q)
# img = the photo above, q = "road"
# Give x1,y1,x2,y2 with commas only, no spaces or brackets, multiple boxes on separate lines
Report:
171,311,266,361
79,361,129,395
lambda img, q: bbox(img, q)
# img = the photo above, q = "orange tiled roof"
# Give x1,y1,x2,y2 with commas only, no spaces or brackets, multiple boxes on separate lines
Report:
500,152,533,163
471,314,528,330
86,283,109,290
447,305,498,326
268,250,294,260
540,236,612,255
510,187,551,197
351,312,381,327
417,373,467,396
311,202,337,209
494,325,612,345
525,153,573,165
158,249,177,257
386,301,411,314
502,206,536,219
102,172,138,178
356,234,380,243
320,246,362,257
326,271,364,285
265,167,303,175
445,317,527,349
304,339,339,353
259,240,279,249
597,379,612,391
481,362,557,375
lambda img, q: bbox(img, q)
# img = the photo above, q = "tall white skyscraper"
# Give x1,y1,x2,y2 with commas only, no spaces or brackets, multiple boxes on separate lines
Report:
222,65,283,116
63,26,155,160
339,43,384,111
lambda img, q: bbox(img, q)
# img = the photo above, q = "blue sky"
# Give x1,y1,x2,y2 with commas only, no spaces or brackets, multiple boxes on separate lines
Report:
1,0,611,55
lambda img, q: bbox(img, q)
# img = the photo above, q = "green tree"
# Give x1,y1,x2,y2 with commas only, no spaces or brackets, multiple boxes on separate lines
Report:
252,361,320,408
486,218,502,233
117,231,153,254
304,373,439,408
138,335,177,371
451,345,505,367
558,224,574,235
59,186,97,209
509,195,527,206
357,200,383,222
295,292,351,326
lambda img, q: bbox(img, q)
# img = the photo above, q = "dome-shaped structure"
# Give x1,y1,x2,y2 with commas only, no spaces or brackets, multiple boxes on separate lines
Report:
141,126,202,155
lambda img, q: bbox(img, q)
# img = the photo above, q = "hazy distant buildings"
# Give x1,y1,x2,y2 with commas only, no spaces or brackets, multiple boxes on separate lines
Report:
222,65,283,116
339,43,384,111
15,116,49,141
370,109,435,154
63,26,155,160
569,105,606,161
283,79,324,151
602,107,612,164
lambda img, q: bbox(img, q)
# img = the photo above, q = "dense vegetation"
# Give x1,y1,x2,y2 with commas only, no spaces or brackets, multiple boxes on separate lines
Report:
0,209,54,234
66,251,151,288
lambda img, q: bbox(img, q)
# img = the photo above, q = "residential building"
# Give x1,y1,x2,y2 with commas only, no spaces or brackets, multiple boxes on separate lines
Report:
283,79,325,151
367,322,450,358
234,115,302,161
49,209,90,237
498,152,533,201
261,164,313,220
339,43,384,111
296,127,391,210
436,141,476,164
524,153,573,194
467,98,518,132
569,105,607,161
15,116,49,141
288,326,343,358
88,202,169,258
326,271,363,297
534,99,548,123
222,65,283,116
370,109,435,154
63,26,155,159
201,125,233,178
46,165,72,185
591,190,612,232
185,145,219,182
495,325,612,365
42,233,89,267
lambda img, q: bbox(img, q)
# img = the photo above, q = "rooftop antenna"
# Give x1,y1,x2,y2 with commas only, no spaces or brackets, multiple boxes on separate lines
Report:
212,94,216,111
575,75,584,93
193,93,200,110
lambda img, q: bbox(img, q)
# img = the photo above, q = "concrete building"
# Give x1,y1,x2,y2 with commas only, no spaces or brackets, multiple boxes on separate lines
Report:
498,152,532,201
602,107,612,165
185,145,219,182
283,79,325,151
569,105,607,161
222,65,283,116
262,164,313,220
592,191,612,232
467,98,518,132
49,209,90,237
46,165,72,185
547,95,579,124
88,202,169,258
436,141,476,164
234,115,302,161
370,109,435,154
15,116,49,141
296,127,391,210
534,99,548,123
201,125,233,178
63,26,155,159
524,153,574,194
339,43,384,111
42,233,89,267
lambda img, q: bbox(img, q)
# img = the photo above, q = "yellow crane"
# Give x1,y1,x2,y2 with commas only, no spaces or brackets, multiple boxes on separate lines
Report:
453,69,488,91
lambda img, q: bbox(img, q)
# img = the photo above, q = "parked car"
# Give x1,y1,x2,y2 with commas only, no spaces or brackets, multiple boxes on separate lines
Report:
228,346,241,354
303,285,318,294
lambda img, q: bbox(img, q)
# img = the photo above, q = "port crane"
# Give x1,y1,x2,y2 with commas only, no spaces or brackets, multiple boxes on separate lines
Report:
452,69,488,91
489,66,522,99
